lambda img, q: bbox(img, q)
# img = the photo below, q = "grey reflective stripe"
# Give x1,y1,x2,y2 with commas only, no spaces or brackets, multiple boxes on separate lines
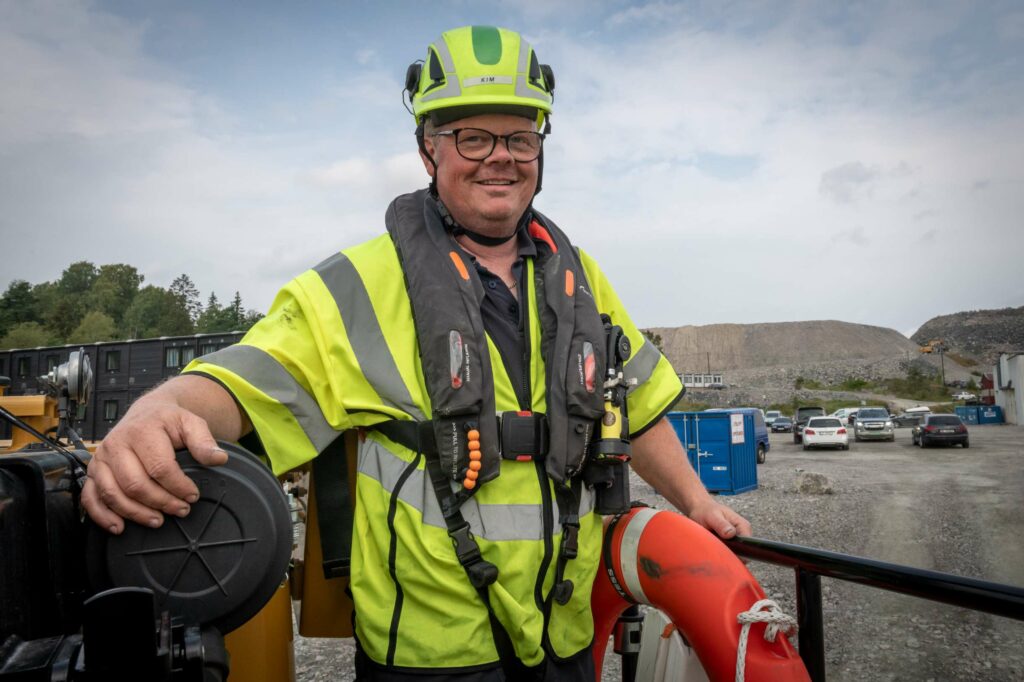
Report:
358,437,551,542
514,39,550,104
200,344,341,452
314,252,425,421
618,507,659,605
419,37,462,103
624,340,661,393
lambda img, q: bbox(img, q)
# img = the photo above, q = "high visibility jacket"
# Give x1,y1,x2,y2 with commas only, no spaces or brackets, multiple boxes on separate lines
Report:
184,198,683,671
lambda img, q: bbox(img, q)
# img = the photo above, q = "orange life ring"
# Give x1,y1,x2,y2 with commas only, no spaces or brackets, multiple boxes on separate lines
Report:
591,507,811,682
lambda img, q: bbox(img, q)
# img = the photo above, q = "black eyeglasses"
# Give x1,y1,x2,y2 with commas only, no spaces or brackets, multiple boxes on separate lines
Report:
431,128,545,162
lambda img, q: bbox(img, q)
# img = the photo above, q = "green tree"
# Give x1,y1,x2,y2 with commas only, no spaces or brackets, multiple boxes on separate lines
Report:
1,321,52,350
59,261,100,293
42,261,100,341
196,292,223,333
90,264,143,325
196,291,262,333
68,311,118,344
121,286,193,338
170,273,202,323
0,280,39,338
225,292,245,330
242,308,264,329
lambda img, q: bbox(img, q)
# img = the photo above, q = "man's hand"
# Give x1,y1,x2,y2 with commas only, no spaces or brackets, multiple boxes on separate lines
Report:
80,375,244,534
686,497,752,539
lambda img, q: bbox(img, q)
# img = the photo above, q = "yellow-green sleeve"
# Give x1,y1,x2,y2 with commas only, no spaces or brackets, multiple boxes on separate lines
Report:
182,273,349,474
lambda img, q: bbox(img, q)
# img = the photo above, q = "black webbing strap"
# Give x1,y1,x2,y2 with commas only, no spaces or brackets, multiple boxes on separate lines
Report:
549,480,583,608
374,420,528,676
312,434,354,579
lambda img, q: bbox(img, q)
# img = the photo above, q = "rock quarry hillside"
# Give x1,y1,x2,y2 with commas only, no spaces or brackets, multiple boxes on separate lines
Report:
643,319,972,401
911,305,1024,366
647,320,919,372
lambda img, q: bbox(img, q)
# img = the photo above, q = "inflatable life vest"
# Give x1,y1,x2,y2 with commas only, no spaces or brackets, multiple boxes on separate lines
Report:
383,189,607,489
592,507,811,682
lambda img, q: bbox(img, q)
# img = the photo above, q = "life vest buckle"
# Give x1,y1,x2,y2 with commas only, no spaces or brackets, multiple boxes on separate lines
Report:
560,519,580,560
448,521,498,588
499,411,549,461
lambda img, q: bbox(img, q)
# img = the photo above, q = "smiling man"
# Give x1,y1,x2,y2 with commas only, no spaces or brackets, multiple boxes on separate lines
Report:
82,25,749,680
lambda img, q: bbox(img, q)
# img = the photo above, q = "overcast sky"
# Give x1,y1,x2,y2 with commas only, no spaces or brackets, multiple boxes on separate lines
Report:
2,1,1022,337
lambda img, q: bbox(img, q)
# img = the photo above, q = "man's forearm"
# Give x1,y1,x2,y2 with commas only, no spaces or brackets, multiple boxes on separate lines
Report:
629,417,713,514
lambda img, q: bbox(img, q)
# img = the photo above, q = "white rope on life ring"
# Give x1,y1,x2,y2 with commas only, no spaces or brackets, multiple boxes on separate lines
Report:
736,599,799,682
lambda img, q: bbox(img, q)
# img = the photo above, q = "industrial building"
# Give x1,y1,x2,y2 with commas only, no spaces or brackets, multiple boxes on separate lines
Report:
993,353,1024,425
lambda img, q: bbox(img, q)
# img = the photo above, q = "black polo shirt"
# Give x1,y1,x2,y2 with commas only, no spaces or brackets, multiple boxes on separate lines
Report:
460,229,537,410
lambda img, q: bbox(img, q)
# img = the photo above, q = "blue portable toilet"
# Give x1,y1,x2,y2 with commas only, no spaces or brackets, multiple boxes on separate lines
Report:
667,411,758,495
955,406,980,425
978,405,1005,424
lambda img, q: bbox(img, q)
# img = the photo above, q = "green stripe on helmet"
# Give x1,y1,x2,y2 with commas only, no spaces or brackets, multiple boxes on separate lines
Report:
470,25,502,65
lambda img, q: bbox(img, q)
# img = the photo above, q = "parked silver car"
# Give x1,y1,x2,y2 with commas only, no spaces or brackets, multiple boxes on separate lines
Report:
854,407,895,442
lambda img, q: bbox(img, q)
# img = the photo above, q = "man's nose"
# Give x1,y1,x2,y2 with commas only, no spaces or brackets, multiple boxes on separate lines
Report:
485,137,515,163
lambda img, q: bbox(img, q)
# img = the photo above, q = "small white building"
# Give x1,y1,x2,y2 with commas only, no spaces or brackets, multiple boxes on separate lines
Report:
993,353,1024,425
679,372,725,388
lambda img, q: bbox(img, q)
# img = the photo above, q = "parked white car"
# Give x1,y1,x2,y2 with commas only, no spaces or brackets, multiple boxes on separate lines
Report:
951,392,977,401
802,417,850,451
765,410,782,426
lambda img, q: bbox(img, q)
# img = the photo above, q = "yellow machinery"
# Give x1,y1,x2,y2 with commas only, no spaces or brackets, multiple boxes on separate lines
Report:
0,352,339,682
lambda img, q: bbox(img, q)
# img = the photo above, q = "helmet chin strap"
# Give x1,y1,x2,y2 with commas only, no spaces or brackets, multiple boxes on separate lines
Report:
435,199,527,246
416,121,537,247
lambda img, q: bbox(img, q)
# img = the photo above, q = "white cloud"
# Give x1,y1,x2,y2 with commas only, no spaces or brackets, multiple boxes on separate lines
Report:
605,2,689,28
836,226,870,247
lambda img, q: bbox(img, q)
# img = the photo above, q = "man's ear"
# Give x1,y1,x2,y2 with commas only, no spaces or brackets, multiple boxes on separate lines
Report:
418,142,436,178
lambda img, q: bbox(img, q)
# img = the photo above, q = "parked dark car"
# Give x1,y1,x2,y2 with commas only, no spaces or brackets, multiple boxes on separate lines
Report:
912,414,969,448
793,406,826,444
771,416,793,433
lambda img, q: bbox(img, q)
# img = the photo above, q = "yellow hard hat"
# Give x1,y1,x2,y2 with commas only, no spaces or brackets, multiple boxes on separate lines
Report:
405,26,555,130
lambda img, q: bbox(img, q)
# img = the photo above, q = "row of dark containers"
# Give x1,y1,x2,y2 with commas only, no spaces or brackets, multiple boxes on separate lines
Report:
0,332,245,442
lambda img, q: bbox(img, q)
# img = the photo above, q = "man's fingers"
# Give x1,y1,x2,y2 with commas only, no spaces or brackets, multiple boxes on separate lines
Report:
732,514,753,537
690,500,752,540
80,475,126,535
713,512,738,539
86,458,171,529
716,508,752,539
179,411,229,468
97,423,197,516
113,418,202,505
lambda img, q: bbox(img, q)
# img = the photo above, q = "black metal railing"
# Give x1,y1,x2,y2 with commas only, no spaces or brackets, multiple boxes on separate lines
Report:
724,535,1024,681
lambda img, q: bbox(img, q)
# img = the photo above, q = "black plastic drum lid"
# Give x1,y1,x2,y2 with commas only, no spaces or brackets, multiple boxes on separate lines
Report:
87,443,292,634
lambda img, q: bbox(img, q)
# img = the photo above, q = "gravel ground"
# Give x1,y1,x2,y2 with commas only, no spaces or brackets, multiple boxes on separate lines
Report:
293,424,1024,681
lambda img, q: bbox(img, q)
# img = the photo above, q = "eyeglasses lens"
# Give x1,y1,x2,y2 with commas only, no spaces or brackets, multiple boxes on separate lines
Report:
455,129,543,162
